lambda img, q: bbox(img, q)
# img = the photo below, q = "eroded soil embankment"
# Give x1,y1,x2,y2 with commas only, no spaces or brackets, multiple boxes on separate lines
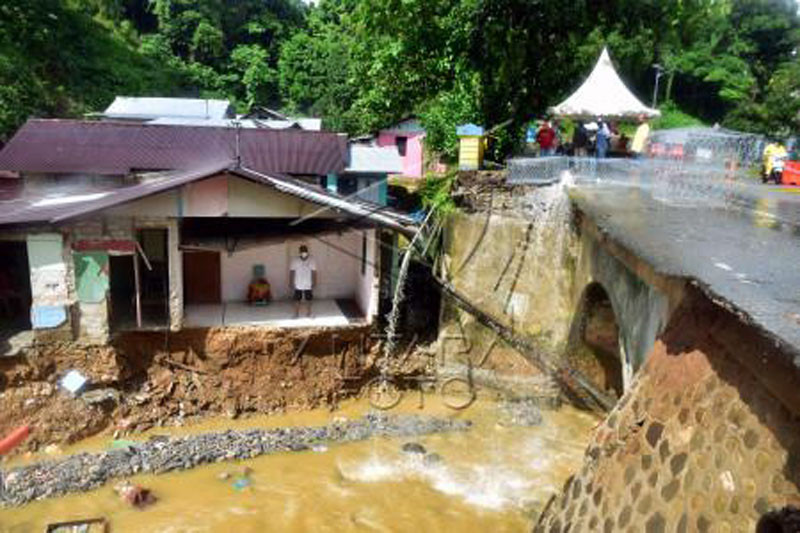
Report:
0,326,375,454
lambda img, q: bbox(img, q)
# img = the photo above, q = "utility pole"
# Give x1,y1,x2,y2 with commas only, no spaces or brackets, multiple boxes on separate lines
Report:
652,64,665,108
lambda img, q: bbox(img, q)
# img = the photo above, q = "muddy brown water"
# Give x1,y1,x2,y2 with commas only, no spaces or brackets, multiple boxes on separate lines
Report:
1,397,596,532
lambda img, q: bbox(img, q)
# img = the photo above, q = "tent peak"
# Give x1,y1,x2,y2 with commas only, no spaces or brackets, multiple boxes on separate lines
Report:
549,47,660,120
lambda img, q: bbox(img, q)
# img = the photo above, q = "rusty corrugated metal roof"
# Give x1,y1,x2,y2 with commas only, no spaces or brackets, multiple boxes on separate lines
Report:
0,162,233,226
0,119,347,176
0,162,417,236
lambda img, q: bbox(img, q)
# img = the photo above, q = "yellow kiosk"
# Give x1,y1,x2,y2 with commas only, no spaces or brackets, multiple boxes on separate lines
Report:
457,123,485,170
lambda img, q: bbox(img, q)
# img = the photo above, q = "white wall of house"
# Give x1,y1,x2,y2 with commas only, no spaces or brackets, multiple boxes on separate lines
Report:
355,229,379,320
219,230,368,304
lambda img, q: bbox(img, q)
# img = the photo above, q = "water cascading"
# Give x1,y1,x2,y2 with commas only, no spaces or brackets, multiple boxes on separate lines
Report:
383,210,436,361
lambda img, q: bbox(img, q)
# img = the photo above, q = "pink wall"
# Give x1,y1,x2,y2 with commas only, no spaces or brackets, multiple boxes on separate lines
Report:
377,131,425,178
185,175,228,216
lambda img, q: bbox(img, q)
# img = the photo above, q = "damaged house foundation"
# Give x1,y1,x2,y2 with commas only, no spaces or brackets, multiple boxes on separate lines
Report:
0,118,416,447
0,119,415,349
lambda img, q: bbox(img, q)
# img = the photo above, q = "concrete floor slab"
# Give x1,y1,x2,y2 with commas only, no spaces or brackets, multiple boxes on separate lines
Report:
184,299,358,329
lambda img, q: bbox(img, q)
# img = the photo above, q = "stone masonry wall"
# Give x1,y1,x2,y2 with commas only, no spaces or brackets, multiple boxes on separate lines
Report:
534,286,800,532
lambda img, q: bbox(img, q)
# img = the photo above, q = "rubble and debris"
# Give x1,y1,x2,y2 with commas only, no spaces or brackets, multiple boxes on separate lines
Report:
0,327,375,455
0,413,471,507
401,442,427,454
44,444,62,455
0,426,30,455
60,370,88,395
81,388,120,406
114,481,157,509
232,477,251,491
46,517,108,533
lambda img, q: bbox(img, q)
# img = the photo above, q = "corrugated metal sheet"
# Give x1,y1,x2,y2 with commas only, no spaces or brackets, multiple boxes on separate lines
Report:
0,162,232,226
346,144,403,173
103,97,232,120
146,117,322,131
233,167,417,236
0,120,347,176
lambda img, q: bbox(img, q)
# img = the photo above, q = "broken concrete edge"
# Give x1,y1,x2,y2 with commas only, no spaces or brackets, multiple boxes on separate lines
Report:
571,194,800,372
570,197,800,416
0,413,471,507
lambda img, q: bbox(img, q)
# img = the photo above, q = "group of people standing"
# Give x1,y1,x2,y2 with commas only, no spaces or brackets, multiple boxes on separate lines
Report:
530,115,651,159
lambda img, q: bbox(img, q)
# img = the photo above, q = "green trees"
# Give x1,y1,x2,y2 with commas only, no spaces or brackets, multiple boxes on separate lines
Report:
0,0,189,140
140,0,307,107
0,0,307,140
1,0,799,147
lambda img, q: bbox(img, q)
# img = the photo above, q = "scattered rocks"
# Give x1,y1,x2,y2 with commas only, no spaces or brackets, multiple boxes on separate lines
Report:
424,453,443,466
497,399,544,427
81,388,120,406
0,413,471,507
401,442,427,455
43,444,62,456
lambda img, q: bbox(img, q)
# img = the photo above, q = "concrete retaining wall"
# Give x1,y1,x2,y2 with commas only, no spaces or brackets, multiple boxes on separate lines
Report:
438,194,684,393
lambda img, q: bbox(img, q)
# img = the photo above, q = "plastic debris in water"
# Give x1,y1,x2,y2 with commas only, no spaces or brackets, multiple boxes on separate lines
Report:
311,444,328,453
60,370,88,395
114,481,157,509
109,439,140,450
233,477,252,491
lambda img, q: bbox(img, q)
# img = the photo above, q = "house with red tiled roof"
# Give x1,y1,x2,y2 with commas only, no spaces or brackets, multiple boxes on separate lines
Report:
0,118,415,352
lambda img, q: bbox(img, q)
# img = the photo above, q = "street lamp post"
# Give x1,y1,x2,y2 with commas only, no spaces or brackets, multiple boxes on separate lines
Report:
652,64,665,108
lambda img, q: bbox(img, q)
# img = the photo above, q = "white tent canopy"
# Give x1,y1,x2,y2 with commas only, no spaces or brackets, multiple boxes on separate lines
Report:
550,47,660,119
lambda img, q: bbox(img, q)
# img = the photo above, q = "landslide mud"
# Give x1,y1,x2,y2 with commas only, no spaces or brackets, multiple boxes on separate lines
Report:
0,326,375,454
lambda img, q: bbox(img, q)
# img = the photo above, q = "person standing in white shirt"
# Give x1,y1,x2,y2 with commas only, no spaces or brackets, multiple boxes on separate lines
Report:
289,245,317,318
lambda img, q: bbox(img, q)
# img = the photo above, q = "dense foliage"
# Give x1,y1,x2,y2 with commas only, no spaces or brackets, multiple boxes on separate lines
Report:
2,0,800,155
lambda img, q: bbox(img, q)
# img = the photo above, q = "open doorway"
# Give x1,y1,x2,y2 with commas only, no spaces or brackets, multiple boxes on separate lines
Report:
0,241,32,345
109,255,135,329
137,228,169,327
108,228,169,331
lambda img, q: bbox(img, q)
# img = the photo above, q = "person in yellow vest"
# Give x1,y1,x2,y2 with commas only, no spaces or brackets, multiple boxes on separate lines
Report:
763,140,788,184
630,114,650,159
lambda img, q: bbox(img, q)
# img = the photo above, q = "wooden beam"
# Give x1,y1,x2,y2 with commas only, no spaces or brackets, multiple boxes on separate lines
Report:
133,254,142,329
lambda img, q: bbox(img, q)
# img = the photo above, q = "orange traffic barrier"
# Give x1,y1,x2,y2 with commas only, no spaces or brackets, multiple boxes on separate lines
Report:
783,161,800,186
0,425,30,455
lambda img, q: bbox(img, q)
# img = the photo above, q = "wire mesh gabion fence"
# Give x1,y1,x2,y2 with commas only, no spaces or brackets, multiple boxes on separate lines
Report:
507,126,766,187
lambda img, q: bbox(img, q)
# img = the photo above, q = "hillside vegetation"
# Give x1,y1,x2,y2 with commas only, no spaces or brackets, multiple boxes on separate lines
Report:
2,0,799,157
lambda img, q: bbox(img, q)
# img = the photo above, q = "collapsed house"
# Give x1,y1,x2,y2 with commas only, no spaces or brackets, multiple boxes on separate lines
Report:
0,119,416,353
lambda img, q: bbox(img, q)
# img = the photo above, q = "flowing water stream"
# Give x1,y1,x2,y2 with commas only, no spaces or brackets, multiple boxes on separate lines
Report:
1,398,596,532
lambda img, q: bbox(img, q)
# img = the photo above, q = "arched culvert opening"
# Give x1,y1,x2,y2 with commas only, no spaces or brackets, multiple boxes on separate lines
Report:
568,282,624,401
